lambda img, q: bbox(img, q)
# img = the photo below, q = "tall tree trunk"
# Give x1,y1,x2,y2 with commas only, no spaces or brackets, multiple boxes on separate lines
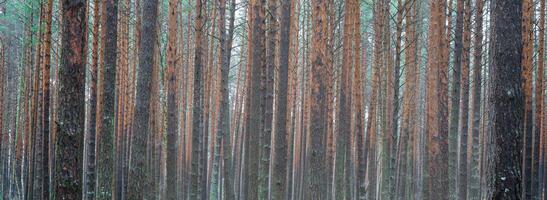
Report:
534,0,545,198
259,0,276,197
191,0,206,198
449,0,464,198
396,0,417,198
425,0,449,199
28,7,43,197
32,2,45,199
366,1,389,199
272,0,291,197
467,0,483,198
128,0,159,198
210,0,226,197
166,0,179,199
490,0,523,199
338,0,355,197
522,0,534,198
220,0,237,198
55,0,87,198
0,39,7,200
386,1,402,198
306,0,328,197
458,0,471,198
39,0,53,198
84,0,101,199
96,0,118,198
244,0,266,196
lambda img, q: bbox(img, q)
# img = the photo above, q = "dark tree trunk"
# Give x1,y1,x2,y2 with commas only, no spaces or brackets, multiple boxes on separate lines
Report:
222,0,237,198
84,0,101,199
128,0,159,198
97,0,118,199
449,0,464,198
191,0,206,198
272,0,291,197
490,0,523,199
244,0,266,197
55,0,87,199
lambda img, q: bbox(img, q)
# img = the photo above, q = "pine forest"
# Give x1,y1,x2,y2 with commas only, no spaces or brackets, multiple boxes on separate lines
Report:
0,0,542,199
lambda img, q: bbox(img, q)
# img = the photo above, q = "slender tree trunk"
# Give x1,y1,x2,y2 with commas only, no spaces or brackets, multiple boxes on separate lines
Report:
84,0,101,198
467,0,483,198
458,0,471,198
534,0,545,198
244,0,266,196
96,0,118,199
425,0,449,199
191,0,206,198
259,0,276,197
490,0,523,199
55,0,87,198
396,1,417,198
127,0,159,198
166,0,179,199
0,39,7,200
221,0,237,198
38,0,53,198
449,0,464,197
272,0,291,197
28,8,43,197
32,3,45,200
338,0,355,197
210,0,226,197
522,0,534,198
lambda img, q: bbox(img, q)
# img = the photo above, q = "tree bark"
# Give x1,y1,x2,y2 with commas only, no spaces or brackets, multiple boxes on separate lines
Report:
95,0,118,199
306,0,328,197
458,0,471,198
84,0,100,199
244,0,266,197
166,0,179,199
449,0,464,198
39,0,53,198
490,0,523,198
272,0,291,197
127,0,159,198
522,0,534,198
425,0,449,199
338,0,355,197
191,0,206,198
467,0,483,198
55,0,87,198
533,0,545,198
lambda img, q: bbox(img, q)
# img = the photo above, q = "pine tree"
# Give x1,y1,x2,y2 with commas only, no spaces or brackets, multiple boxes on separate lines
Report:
55,0,87,198
306,0,329,197
467,0,483,198
84,0,101,198
272,0,292,196
490,0,523,198
128,0,159,198
425,0,449,199
534,0,545,198
522,0,534,198
458,0,471,197
166,0,179,198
